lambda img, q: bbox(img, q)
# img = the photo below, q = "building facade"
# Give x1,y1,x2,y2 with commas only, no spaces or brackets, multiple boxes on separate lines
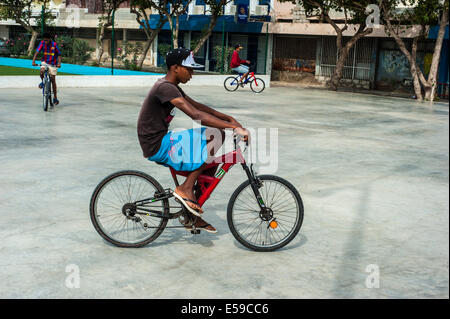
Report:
1,0,448,94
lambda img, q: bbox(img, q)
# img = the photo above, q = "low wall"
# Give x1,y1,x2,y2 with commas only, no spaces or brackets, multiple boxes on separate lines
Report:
0,75,271,88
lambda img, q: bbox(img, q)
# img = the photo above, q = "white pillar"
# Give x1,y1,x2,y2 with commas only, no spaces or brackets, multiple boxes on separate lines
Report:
152,34,158,66
205,37,210,71
266,34,274,75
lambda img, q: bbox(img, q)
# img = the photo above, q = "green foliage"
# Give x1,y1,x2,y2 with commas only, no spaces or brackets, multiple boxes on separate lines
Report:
116,41,143,71
212,45,234,73
158,43,172,66
3,35,29,57
382,0,445,27
55,35,94,64
0,0,54,31
279,0,376,25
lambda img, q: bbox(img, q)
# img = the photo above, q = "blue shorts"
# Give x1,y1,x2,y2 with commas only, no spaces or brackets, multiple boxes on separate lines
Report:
232,65,249,74
148,128,208,172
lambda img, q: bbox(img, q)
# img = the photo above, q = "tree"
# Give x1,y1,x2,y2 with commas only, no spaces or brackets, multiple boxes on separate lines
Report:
96,0,127,64
380,0,449,101
0,0,54,55
157,0,192,49
191,0,232,55
130,0,167,69
281,0,374,90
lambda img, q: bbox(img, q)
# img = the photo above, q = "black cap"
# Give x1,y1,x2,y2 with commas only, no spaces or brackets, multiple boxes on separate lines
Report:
235,43,243,49
166,47,204,69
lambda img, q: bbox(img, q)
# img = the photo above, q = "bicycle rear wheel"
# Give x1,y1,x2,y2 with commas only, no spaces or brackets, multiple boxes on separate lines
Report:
250,78,265,93
90,170,169,248
224,76,239,92
227,175,303,252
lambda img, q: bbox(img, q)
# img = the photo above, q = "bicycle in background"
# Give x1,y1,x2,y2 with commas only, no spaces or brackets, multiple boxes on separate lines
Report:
224,71,266,94
40,64,53,112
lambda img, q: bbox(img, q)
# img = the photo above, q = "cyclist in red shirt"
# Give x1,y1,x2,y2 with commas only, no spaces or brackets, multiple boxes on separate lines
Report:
230,44,251,85
32,33,62,105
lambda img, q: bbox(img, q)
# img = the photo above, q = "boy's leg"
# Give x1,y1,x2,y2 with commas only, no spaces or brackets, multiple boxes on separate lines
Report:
50,75,58,100
194,128,225,199
174,128,224,212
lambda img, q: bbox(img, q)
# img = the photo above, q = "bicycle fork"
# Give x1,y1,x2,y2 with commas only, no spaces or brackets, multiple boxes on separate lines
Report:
241,163,265,209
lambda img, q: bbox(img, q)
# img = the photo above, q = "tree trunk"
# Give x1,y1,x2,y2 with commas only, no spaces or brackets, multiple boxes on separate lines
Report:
423,4,449,101
192,15,218,55
173,15,180,49
96,22,109,65
410,36,424,100
137,32,158,69
329,27,372,91
27,30,38,56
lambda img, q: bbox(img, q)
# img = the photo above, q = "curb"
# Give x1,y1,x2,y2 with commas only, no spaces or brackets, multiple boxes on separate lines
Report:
0,75,271,88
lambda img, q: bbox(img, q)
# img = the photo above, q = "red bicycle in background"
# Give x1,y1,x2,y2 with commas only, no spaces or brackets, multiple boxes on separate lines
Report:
90,136,303,252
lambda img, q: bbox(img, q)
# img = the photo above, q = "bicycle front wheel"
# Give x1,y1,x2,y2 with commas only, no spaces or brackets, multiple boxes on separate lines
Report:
224,76,239,92
43,80,50,111
90,170,169,248
250,78,265,93
227,175,303,252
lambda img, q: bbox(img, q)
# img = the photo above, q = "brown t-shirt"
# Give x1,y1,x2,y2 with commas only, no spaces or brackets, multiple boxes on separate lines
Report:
137,78,186,158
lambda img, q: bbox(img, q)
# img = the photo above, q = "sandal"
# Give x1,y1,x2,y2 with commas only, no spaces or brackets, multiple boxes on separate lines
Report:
184,217,217,234
173,191,203,216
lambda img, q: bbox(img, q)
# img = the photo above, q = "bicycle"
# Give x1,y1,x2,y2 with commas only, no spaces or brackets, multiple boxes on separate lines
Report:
39,64,53,112
89,136,304,252
224,71,266,94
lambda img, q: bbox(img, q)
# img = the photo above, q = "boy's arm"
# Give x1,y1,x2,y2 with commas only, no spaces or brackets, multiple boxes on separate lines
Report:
32,42,42,66
55,43,61,67
184,95,242,128
171,97,240,130
31,51,39,66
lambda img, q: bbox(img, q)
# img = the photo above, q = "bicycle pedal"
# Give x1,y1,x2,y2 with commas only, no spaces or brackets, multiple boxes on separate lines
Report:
190,229,201,235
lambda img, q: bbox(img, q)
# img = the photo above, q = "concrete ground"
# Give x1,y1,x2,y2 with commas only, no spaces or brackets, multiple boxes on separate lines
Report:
0,84,448,298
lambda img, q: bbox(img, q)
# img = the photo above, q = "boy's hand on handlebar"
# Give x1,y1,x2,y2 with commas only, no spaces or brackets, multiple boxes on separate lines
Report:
228,116,242,128
32,61,37,66
234,127,249,142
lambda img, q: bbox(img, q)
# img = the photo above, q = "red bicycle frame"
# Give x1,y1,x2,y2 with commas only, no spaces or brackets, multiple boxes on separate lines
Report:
169,147,246,207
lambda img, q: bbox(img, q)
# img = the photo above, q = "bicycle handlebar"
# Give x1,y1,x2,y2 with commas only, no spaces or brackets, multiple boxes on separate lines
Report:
233,134,249,150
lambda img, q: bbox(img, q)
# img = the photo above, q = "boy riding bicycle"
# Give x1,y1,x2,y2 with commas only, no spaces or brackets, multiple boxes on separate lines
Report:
137,48,249,233
32,33,61,105
230,43,251,85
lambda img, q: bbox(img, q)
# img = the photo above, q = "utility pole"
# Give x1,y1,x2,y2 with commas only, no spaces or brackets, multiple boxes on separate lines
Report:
41,5,45,35
111,9,115,75
220,16,225,73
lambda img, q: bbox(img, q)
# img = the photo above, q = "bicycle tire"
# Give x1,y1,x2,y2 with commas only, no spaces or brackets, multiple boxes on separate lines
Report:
224,76,239,92
250,78,265,93
43,79,50,111
227,175,304,252
90,170,169,248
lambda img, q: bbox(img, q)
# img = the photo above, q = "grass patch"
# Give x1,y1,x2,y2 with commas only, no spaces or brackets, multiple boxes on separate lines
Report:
0,65,77,76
